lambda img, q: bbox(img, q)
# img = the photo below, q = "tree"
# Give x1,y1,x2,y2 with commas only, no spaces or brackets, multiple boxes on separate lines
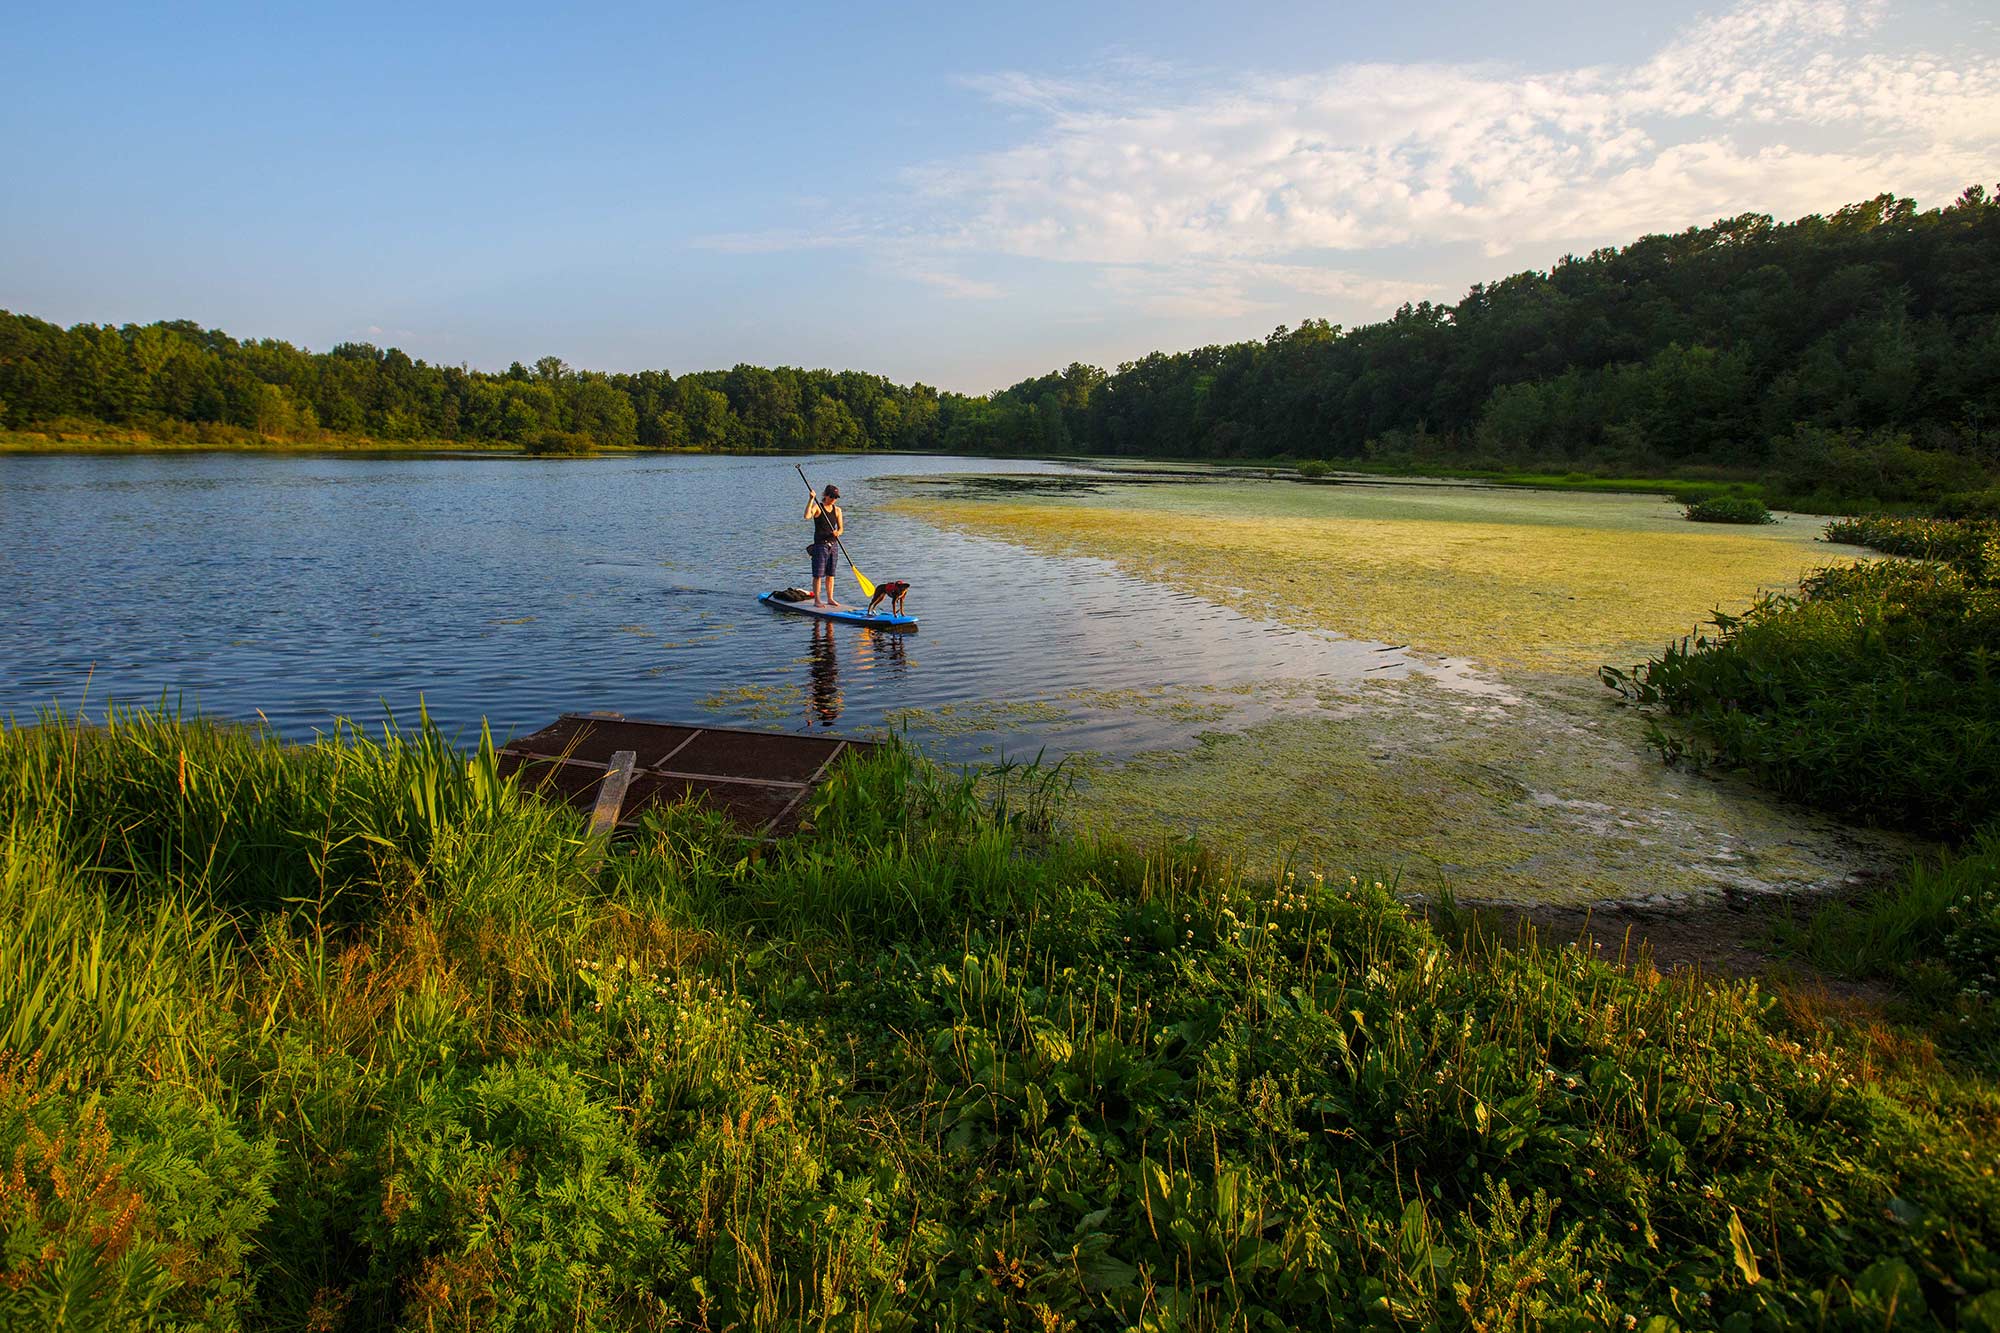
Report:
567,377,638,446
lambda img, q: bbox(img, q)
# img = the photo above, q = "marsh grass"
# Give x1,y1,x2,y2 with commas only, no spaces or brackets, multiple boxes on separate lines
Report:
1772,828,2000,1063
1683,497,1774,525
3,708,1998,1330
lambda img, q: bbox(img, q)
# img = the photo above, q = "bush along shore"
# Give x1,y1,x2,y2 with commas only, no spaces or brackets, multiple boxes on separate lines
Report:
4,708,1998,1330
1604,514,2000,1061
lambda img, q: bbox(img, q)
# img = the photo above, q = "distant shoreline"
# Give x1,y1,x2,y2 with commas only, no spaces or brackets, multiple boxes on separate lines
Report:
0,427,1837,510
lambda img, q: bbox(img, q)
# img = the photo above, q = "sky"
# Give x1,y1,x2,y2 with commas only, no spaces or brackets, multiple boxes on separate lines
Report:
2,0,1996,392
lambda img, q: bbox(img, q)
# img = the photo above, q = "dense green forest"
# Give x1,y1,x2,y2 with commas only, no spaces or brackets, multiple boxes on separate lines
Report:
4,186,1997,502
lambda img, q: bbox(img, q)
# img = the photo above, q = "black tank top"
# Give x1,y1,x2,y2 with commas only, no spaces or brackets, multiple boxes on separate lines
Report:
813,505,837,544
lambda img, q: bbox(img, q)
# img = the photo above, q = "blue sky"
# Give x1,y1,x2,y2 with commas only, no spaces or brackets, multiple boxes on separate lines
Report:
3,1,1995,391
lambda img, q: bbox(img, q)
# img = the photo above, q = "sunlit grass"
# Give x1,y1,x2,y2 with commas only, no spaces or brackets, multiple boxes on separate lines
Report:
3,707,1997,1329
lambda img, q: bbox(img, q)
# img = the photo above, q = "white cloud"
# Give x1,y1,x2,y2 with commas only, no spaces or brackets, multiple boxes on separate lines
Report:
916,0,1998,277
903,266,1005,300
693,1,1995,360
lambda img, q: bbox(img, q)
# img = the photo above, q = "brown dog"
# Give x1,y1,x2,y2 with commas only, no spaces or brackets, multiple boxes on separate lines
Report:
868,580,911,616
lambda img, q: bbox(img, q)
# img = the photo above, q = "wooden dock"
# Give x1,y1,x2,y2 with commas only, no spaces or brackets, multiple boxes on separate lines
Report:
496,712,876,836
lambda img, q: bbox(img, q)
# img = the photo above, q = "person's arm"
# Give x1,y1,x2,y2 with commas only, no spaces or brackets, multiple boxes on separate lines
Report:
804,494,821,520
830,505,843,538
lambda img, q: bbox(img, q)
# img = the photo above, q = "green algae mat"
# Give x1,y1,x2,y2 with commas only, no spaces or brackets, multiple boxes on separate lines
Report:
890,475,1916,907
891,477,1865,673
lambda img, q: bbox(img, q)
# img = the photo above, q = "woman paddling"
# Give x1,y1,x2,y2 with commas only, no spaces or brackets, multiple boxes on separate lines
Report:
804,483,845,608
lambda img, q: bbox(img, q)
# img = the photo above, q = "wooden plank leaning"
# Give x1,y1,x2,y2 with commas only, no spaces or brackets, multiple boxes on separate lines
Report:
582,751,639,872
590,750,638,835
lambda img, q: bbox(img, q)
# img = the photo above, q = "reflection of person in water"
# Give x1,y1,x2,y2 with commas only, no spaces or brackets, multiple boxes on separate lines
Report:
807,620,842,724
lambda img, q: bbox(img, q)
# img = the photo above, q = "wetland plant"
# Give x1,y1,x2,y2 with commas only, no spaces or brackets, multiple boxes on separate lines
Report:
1603,520,2000,839
3,708,1998,1330
1608,514,2000,1046
1682,497,1773,524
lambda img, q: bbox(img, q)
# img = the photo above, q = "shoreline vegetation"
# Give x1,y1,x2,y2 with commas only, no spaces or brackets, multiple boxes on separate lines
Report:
4,708,1997,1329
1603,513,2000,1069
6,186,1998,511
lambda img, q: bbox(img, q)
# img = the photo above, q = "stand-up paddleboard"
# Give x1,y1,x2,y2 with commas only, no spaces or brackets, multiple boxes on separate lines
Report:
759,590,918,630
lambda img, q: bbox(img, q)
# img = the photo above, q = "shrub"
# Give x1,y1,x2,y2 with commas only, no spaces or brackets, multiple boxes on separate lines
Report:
523,429,594,456
0,1068,275,1332
1607,517,2000,838
1768,425,1986,511
1684,496,1773,524
1295,458,1332,479
1824,514,1994,563
358,1060,669,1330
1939,488,2000,520
1605,559,2000,837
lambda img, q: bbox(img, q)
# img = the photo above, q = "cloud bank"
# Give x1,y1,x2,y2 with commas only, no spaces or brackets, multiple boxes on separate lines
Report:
709,1,1997,337
925,0,1996,271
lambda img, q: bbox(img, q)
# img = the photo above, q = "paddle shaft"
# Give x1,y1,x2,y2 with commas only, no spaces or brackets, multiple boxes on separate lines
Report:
796,464,871,592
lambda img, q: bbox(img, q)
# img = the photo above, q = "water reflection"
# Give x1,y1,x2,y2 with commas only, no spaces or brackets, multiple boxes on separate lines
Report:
802,621,911,726
855,623,910,675
807,621,841,725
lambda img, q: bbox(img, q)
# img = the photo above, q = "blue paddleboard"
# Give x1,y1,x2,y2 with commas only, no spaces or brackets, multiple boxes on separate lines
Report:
759,591,918,630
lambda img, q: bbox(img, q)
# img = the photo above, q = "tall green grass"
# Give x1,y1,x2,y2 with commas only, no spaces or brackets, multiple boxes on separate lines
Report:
1773,826,2000,1062
3,708,1998,1330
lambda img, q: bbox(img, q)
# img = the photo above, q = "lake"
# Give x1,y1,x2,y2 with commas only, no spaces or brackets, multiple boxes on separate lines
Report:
1,449,1916,904
0,451,1420,759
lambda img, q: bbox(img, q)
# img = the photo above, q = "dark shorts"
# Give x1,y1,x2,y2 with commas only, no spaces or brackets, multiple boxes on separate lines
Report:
808,542,836,580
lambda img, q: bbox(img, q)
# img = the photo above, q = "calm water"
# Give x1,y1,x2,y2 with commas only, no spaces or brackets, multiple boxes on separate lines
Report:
0,452,1433,761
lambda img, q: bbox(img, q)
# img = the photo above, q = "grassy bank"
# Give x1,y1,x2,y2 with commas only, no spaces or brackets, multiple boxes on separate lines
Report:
1606,515,2000,1062
1325,461,1768,505
4,708,1998,1330
0,421,514,453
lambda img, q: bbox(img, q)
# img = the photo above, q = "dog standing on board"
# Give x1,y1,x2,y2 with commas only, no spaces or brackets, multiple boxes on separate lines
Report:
867,580,911,617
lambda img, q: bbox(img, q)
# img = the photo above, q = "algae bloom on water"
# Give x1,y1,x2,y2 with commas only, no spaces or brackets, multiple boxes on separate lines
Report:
885,472,1908,907
891,476,1862,672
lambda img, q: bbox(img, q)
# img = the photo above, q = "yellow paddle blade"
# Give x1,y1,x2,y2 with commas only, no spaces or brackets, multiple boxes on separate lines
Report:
849,565,876,598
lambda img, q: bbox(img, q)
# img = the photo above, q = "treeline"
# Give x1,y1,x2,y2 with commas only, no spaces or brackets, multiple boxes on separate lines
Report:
0,320,991,454
973,187,2000,508
4,187,1998,503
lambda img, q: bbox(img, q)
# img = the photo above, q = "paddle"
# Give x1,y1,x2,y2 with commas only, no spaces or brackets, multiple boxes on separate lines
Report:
796,464,876,600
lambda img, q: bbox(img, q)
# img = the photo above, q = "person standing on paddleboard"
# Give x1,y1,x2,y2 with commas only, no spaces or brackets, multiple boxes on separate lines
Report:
805,483,845,608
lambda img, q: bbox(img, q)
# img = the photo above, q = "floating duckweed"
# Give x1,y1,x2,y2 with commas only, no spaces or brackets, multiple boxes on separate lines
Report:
695,682,805,719
882,699,1073,737
891,479,1856,672
1063,674,1920,907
